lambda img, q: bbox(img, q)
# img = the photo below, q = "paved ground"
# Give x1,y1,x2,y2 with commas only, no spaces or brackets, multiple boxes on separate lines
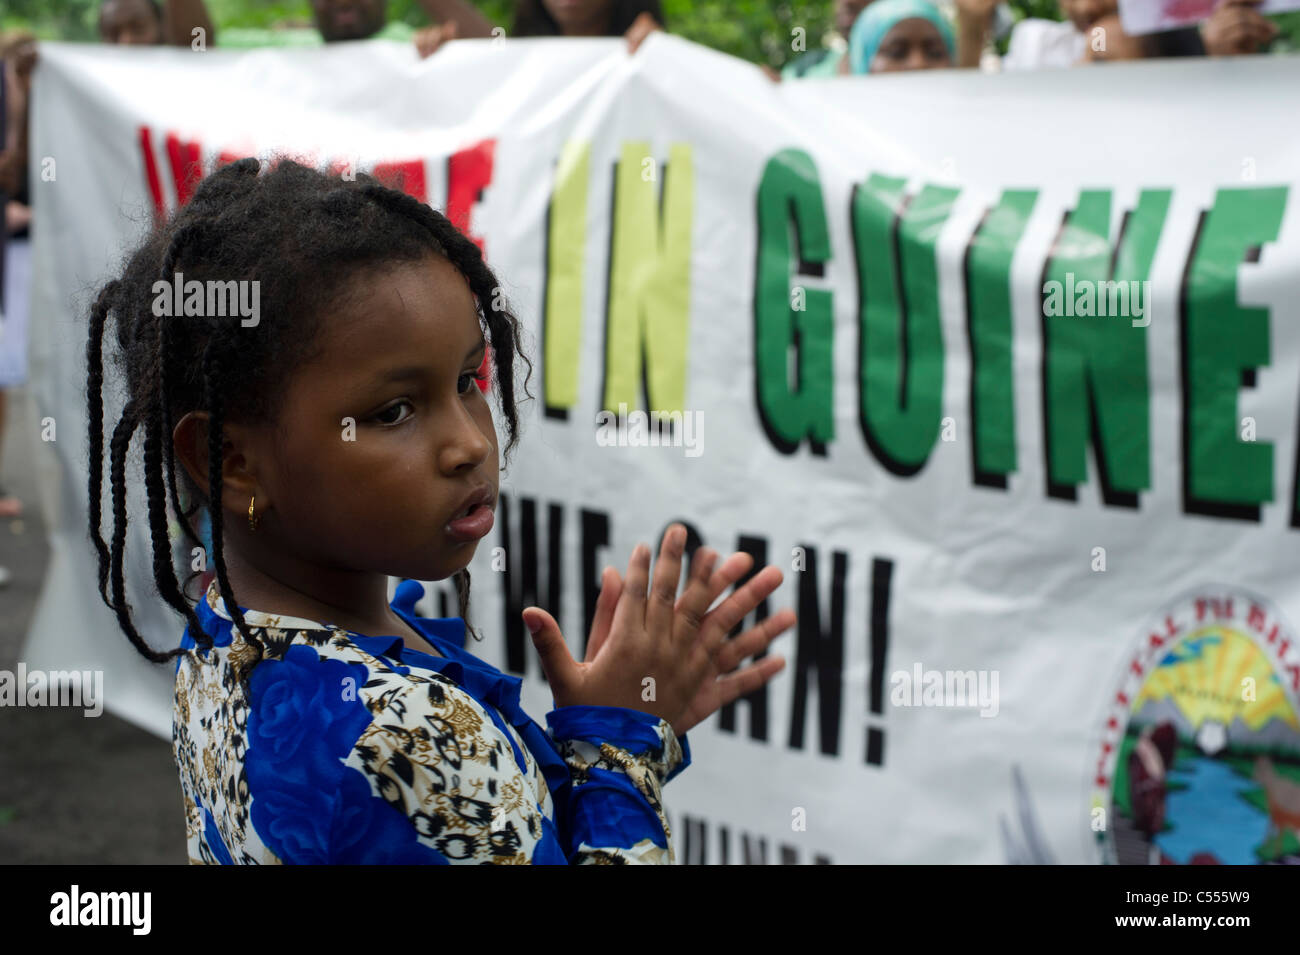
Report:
0,385,185,864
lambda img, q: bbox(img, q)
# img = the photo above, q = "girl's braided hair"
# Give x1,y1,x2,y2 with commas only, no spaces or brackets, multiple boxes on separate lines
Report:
86,156,532,668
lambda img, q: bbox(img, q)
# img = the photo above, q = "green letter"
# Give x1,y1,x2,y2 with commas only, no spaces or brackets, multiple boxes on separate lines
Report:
754,149,834,450
1183,186,1287,513
967,190,1037,483
854,176,957,474
1043,189,1168,500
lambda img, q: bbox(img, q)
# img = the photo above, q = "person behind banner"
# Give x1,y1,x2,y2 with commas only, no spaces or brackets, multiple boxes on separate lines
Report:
954,0,1279,70
415,0,665,58
99,0,217,47
85,156,795,864
1076,13,1191,62
9,1,221,214
847,0,956,74
0,33,36,530
308,0,497,49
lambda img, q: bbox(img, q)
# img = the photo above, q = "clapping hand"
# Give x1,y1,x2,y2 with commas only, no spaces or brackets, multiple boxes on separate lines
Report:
523,524,794,736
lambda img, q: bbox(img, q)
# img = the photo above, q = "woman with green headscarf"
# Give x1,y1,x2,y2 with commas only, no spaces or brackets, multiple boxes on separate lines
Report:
849,0,956,74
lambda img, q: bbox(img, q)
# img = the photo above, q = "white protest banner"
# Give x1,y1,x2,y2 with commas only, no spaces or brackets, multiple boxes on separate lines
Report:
23,37,1300,863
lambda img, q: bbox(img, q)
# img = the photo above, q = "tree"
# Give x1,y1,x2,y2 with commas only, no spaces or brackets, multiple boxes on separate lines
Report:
5,1,1299,63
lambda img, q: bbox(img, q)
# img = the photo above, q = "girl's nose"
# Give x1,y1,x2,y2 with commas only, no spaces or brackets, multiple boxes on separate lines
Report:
440,405,494,472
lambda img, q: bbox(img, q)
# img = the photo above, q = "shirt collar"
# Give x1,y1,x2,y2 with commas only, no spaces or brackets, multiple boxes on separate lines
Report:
194,578,466,662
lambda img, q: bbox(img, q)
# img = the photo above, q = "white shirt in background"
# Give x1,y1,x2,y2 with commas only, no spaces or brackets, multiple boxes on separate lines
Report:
1003,18,1087,70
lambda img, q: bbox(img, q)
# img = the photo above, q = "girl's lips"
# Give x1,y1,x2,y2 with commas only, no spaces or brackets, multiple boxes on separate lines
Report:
446,502,494,542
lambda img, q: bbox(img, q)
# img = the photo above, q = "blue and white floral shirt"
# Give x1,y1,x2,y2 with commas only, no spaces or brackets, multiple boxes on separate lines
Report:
172,578,690,864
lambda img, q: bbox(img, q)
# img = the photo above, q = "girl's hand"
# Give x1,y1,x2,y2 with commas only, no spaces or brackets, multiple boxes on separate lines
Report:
524,525,794,735
584,552,792,735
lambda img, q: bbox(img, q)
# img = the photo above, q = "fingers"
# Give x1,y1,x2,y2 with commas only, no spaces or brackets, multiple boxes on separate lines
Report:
646,524,686,642
699,564,785,656
678,555,777,688
705,551,755,607
673,544,719,642
584,565,623,663
522,607,580,702
712,656,787,709
608,540,650,641
677,552,757,675
415,23,458,59
713,607,797,674
1208,6,1275,51
414,27,436,58
625,12,660,54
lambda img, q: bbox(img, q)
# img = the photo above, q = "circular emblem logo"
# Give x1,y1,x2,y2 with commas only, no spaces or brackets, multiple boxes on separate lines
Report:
1090,586,1300,864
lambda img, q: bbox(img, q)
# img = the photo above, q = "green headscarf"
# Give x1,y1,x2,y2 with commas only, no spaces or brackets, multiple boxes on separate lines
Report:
848,0,956,74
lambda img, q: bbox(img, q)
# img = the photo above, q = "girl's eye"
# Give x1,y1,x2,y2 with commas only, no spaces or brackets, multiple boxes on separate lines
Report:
458,371,488,395
374,401,414,426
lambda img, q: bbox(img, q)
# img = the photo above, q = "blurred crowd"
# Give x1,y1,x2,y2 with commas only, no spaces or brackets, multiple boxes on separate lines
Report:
0,0,1292,589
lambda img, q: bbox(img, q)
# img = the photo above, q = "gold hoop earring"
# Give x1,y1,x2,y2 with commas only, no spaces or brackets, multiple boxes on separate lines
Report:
248,495,259,531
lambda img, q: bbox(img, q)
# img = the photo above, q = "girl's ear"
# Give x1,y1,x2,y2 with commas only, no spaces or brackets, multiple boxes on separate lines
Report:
172,411,213,497
172,410,260,506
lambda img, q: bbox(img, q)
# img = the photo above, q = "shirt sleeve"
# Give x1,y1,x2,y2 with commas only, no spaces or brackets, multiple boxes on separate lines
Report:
325,677,538,864
320,676,689,865
544,704,692,865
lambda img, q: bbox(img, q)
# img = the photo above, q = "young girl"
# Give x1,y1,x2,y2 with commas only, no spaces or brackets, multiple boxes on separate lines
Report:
87,157,794,864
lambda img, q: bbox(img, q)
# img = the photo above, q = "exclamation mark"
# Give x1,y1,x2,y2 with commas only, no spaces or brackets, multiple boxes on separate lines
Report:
866,558,893,766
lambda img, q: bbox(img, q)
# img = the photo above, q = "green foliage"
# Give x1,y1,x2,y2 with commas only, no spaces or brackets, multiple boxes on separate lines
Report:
6,1,1300,64
200,0,513,30
2,0,101,41
1272,12,1300,51
661,1,836,69
1009,0,1059,20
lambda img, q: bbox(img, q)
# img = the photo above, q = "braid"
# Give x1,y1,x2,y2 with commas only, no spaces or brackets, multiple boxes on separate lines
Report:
86,280,119,609
106,404,136,618
143,398,206,649
455,567,481,643
157,222,207,557
203,335,266,669
106,401,180,663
